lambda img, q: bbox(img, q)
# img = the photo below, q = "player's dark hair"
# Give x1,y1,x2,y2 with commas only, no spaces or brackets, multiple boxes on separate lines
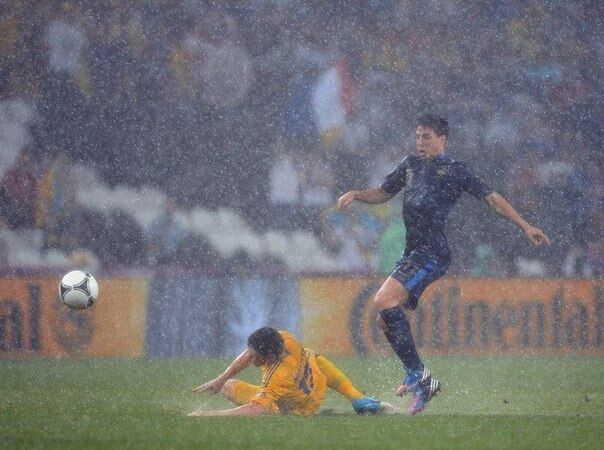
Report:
247,327,284,360
417,114,449,138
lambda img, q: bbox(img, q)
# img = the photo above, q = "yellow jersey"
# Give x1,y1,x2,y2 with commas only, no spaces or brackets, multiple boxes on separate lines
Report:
250,331,327,416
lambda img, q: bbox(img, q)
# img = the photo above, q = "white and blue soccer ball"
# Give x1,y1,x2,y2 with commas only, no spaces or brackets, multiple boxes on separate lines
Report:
59,270,99,310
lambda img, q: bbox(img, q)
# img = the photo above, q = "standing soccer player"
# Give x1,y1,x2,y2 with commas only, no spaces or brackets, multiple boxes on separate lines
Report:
337,114,549,415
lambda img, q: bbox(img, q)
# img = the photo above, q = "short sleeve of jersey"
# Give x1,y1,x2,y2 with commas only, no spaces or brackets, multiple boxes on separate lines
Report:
380,157,409,196
458,162,493,200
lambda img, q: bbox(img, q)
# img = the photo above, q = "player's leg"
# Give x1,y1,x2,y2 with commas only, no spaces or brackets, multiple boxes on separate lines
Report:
221,379,261,406
375,255,448,414
316,355,364,400
316,355,398,415
374,278,440,415
374,277,424,374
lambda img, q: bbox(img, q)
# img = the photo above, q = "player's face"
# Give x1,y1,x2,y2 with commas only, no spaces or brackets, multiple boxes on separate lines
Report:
415,126,446,159
248,347,266,366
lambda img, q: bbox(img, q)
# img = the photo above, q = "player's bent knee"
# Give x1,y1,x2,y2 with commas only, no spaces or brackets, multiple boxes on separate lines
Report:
221,379,237,398
374,279,409,311
374,290,400,311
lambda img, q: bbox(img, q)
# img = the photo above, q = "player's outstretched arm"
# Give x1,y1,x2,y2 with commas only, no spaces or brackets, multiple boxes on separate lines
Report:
193,349,252,394
188,403,266,417
337,188,392,210
485,192,550,246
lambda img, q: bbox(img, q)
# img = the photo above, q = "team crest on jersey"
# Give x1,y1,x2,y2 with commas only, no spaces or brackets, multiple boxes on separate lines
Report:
437,169,447,177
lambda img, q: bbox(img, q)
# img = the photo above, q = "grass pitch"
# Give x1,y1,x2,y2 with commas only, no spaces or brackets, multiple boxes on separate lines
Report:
1,356,602,449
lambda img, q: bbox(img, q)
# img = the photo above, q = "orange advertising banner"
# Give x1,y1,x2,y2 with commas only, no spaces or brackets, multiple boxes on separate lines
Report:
0,277,148,358
299,278,603,355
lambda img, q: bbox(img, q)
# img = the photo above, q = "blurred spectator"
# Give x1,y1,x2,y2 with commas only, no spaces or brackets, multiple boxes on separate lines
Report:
85,6,138,178
282,66,319,149
268,140,302,230
102,210,146,266
505,148,540,214
35,153,77,253
515,257,547,278
470,244,504,277
73,207,110,264
0,149,38,229
586,239,603,278
0,218,8,268
563,245,592,278
171,7,255,208
311,57,353,149
0,1,19,98
175,232,221,271
181,9,254,109
44,4,86,79
367,143,404,188
228,249,256,277
537,148,586,274
299,150,335,234
148,199,183,266
258,254,288,274
38,2,88,156
226,250,270,355
243,4,292,136
483,111,521,150
334,108,371,194
321,207,383,272
69,248,100,274
584,211,604,278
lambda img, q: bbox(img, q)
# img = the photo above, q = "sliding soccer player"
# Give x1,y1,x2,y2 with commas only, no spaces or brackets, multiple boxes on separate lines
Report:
189,327,396,416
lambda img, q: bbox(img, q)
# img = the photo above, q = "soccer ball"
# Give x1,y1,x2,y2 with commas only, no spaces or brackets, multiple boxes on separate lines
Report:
59,270,99,310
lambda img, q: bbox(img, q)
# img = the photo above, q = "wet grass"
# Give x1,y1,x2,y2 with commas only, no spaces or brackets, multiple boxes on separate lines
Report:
1,356,602,449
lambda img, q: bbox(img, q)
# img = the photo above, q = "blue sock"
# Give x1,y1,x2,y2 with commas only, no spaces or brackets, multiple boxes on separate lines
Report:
379,306,423,373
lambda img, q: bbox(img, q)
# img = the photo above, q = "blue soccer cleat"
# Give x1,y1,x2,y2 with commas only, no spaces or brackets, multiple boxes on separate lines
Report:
396,369,424,396
352,396,398,415
407,370,441,415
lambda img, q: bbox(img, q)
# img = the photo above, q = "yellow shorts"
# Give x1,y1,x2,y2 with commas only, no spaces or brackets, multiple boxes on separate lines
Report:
231,380,325,416
231,380,261,405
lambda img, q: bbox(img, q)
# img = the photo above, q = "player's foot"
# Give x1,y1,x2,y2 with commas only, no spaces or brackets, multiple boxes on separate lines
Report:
352,396,399,415
408,372,441,416
396,369,425,396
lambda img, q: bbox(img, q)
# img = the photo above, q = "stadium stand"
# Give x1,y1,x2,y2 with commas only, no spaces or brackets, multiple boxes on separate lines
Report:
1,152,338,272
0,1,601,277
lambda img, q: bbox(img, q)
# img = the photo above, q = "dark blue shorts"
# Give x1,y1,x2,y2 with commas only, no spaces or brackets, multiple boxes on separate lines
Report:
390,250,450,310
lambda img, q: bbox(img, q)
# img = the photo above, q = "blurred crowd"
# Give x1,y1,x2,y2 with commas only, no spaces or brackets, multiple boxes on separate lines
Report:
0,0,602,277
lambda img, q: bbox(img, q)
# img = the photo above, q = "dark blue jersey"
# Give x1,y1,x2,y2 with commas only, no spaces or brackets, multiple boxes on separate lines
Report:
380,154,493,261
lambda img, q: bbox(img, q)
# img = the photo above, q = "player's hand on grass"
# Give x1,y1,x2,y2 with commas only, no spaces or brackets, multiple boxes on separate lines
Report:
523,225,550,247
193,376,226,394
337,191,357,211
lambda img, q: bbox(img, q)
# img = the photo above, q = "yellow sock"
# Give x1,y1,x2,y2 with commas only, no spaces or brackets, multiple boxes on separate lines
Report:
316,355,364,401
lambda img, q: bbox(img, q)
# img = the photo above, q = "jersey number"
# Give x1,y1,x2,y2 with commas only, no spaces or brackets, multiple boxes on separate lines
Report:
298,362,315,395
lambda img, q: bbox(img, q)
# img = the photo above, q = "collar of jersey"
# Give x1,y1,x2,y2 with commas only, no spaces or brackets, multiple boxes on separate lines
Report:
424,153,448,163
